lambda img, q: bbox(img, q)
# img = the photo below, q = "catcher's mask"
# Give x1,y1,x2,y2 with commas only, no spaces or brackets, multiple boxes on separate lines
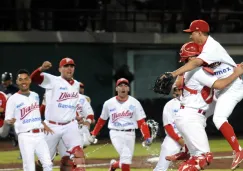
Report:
179,42,200,62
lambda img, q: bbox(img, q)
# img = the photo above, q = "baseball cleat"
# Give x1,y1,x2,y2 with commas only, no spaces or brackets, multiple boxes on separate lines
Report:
231,150,243,170
166,152,190,161
108,159,117,171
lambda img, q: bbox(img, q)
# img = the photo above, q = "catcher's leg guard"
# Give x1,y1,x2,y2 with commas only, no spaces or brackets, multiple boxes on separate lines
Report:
35,160,43,171
204,152,213,165
60,156,73,171
68,146,85,171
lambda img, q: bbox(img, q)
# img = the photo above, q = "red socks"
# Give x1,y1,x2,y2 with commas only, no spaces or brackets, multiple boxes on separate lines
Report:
219,122,241,152
121,164,130,171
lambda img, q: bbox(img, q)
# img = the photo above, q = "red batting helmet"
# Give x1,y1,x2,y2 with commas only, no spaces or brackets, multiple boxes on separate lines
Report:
179,42,200,62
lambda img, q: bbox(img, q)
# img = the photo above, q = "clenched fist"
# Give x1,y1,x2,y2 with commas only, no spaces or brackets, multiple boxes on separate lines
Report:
40,61,52,72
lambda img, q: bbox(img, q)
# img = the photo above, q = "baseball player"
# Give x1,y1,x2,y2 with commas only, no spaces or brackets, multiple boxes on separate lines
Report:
30,58,86,171
160,19,243,170
153,87,185,171
90,78,152,171
79,82,91,104
166,42,243,171
4,69,53,171
36,88,95,171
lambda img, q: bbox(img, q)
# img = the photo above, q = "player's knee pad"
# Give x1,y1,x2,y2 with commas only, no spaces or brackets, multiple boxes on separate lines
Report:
213,115,227,129
35,160,43,171
60,156,73,171
68,146,85,171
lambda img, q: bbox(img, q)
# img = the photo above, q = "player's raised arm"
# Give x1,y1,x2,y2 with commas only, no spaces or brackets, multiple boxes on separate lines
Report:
30,61,52,84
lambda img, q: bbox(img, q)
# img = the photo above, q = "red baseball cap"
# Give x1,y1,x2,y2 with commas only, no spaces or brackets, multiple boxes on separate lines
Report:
183,20,210,33
116,78,129,86
59,57,75,67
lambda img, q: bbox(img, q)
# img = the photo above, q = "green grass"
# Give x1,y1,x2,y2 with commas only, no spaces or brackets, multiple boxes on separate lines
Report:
1,139,243,164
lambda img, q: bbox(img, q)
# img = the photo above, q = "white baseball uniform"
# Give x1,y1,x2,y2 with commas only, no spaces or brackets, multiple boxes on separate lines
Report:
154,98,181,171
39,73,82,159
175,67,217,156
57,94,94,157
197,36,243,129
100,96,146,165
4,91,52,171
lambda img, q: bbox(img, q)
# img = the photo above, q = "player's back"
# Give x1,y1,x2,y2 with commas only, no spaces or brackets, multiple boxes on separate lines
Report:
43,74,80,122
200,36,237,79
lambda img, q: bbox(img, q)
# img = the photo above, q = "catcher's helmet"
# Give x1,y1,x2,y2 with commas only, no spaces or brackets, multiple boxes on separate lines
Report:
179,42,200,62
1,72,13,81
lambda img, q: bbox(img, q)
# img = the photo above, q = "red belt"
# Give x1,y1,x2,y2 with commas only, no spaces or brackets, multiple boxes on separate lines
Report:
180,105,206,115
111,129,135,132
28,129,44,133
48,119,74,125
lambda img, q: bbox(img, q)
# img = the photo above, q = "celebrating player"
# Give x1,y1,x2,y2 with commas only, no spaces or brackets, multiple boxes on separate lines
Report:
153,87,186,171
4,69,53,171
31,58,86,171
90,78,152,171
159,20,243,170
166,42,243,171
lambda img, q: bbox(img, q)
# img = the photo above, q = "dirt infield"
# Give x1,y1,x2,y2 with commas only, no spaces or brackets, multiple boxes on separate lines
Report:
0,141,233,170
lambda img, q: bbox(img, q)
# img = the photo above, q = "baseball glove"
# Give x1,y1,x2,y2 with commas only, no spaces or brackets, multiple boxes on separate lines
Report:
153,72,174,95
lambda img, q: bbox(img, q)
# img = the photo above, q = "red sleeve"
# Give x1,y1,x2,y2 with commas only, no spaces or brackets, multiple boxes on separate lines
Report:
39,104,45,116
30,68,44,84
91,118,106,136
137,119,151,140
0,93,7,112
164,124,181,142
86,115,94,122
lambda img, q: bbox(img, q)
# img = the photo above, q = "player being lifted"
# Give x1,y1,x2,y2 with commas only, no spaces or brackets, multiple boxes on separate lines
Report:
90,78,152,171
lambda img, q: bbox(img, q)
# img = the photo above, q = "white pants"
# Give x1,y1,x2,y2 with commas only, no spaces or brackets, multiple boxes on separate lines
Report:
44,120,82,159
175,108,209,156
213,78,243,129
57,125,89,157
18,131,52,171
153,135,181,171
110,130,135,165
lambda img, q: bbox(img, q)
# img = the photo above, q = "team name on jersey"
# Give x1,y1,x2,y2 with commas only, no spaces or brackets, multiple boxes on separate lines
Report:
20,102,39,120
57,92,79,102
111,110,133,122
214,67,231,75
